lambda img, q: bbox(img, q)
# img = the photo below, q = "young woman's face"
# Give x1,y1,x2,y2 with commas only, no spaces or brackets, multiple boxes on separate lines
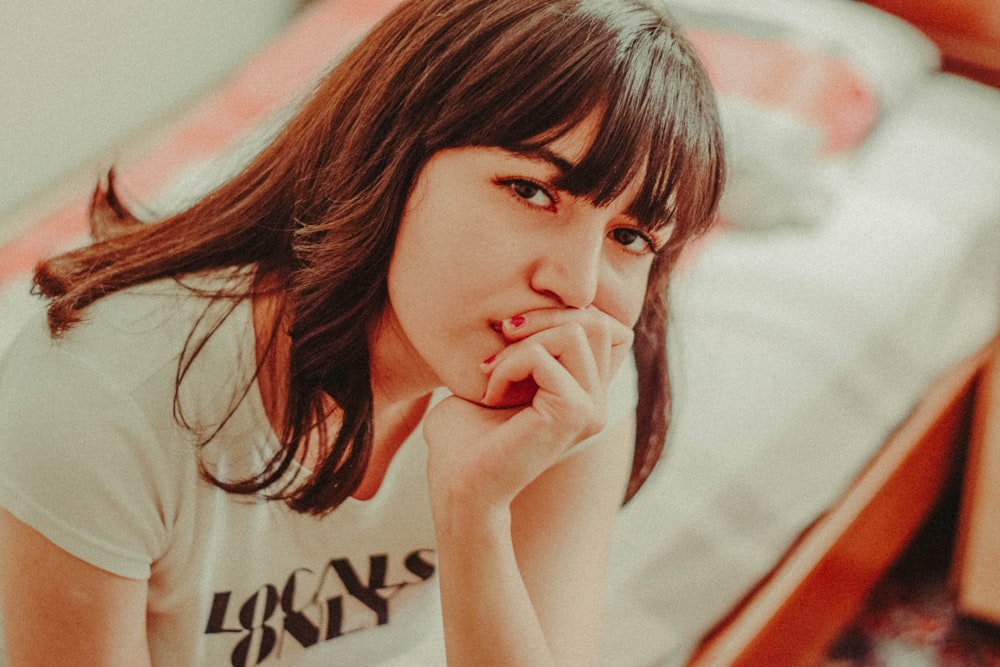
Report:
377,116,665,402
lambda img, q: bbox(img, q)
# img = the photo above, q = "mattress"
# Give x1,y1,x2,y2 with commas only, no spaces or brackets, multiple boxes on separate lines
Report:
603,66,1000,667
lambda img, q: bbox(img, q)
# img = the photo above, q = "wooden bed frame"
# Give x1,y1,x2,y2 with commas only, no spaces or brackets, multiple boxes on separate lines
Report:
863,0,1000,89
688,2,1000,662
954,339,1000,628
687,339,995,666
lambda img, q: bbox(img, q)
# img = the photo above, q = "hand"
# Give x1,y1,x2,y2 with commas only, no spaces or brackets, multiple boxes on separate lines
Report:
422,307,633,513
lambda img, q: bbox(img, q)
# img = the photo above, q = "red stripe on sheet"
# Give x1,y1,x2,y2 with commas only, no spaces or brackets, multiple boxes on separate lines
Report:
688,29,880,154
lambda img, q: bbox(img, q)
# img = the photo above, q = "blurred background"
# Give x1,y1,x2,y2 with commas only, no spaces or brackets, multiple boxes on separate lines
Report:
0,0,303,243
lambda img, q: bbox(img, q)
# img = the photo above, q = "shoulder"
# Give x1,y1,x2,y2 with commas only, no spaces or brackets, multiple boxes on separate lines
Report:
4,268,255,393
0,269,261,579
0,267,262,455
72,268,254,378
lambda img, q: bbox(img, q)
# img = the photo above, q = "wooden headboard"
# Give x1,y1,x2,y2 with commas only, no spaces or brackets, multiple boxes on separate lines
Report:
861,0,1000,89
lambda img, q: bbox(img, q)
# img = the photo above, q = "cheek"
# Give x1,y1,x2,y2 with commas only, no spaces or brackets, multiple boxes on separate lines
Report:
622,286,649,328
599,262,655,328
392,211,471,288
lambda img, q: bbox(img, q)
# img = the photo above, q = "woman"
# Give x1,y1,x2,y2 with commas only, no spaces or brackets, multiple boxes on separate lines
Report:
0,0,724,664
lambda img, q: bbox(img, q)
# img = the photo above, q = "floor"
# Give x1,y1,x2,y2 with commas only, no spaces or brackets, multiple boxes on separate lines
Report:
822,482,1000,666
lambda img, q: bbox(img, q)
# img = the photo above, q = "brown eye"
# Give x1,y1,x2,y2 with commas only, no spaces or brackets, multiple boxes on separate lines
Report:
610,227,654,255
501,179,555,209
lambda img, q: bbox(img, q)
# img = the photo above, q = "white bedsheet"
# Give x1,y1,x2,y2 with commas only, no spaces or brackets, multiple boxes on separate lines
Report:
603,73,1000,665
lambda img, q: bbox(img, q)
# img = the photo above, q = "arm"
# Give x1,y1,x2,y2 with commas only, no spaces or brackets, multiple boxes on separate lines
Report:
0,508,151,667
424,308,634,666
509,414,633,664
427,404,632,667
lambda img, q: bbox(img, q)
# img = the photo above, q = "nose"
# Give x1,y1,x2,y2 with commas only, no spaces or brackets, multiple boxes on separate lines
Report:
529,223,603,309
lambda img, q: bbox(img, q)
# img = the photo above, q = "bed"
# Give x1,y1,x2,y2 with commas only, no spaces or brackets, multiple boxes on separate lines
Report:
1,1,999,665
605,1,1000,665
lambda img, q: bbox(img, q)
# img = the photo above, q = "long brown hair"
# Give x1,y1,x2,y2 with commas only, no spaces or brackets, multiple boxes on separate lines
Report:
35,0,724,513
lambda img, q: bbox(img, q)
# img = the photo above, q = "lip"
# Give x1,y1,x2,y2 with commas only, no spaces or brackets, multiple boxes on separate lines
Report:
487,320,508,352
488,319,515,345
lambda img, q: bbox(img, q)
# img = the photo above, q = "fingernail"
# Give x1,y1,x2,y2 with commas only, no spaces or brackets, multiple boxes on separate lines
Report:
509,315,525,328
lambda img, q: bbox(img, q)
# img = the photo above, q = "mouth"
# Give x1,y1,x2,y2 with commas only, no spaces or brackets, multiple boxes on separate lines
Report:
485,320,507,356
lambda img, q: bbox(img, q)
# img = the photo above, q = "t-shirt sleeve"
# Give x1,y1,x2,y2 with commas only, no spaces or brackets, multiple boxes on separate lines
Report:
0,315,172,580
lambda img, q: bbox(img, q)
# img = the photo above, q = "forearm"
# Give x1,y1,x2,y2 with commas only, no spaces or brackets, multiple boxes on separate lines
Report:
422,309,635,666
434,501,555,667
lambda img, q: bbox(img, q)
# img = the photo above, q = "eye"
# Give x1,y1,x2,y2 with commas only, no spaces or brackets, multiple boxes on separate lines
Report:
610,227,655,256
500,178,557,211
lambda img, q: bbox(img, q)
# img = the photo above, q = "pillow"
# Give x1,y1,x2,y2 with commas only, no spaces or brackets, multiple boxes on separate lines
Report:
692,26,875,228
669,0,941,229
713,96,836,229
670,0,940,109
687,27,881,155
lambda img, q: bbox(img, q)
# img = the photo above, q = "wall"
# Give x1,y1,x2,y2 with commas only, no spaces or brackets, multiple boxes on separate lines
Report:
0,0,302,233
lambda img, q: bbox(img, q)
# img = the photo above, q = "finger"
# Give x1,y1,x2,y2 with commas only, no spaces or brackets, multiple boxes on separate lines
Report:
482,326,601,408
501,308,633,352
483,345,600,434
485,323,600,396
498,309,632,385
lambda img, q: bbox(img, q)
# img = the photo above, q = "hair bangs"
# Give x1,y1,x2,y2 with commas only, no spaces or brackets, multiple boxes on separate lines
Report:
480,2,725,247
421,5,611,155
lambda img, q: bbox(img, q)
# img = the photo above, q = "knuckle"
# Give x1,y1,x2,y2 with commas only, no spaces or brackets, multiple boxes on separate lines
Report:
526,343,549,363
619,326,635,347
565,396,606,440
580,412,606,440
566,321,589,344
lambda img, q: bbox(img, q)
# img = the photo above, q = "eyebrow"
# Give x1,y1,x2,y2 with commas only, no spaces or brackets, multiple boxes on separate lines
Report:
503,144,659,228
504,145,577,176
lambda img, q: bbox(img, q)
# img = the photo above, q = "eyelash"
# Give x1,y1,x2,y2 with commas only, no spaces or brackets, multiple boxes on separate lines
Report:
611,227,658,256
497,177,659,256
498,177,558,211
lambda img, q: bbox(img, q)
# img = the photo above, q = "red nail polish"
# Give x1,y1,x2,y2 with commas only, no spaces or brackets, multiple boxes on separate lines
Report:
509,315,525,328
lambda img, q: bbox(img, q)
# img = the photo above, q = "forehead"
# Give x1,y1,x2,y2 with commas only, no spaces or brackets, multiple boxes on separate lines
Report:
544,112,602,166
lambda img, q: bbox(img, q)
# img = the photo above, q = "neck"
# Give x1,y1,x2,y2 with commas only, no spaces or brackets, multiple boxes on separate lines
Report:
351,317,438,499
252,287,434,501
368,306,441,405
351,391,432,500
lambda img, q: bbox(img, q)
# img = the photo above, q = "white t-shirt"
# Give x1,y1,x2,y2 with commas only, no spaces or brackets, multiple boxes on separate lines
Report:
0,272,442,666
0,271,637,666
